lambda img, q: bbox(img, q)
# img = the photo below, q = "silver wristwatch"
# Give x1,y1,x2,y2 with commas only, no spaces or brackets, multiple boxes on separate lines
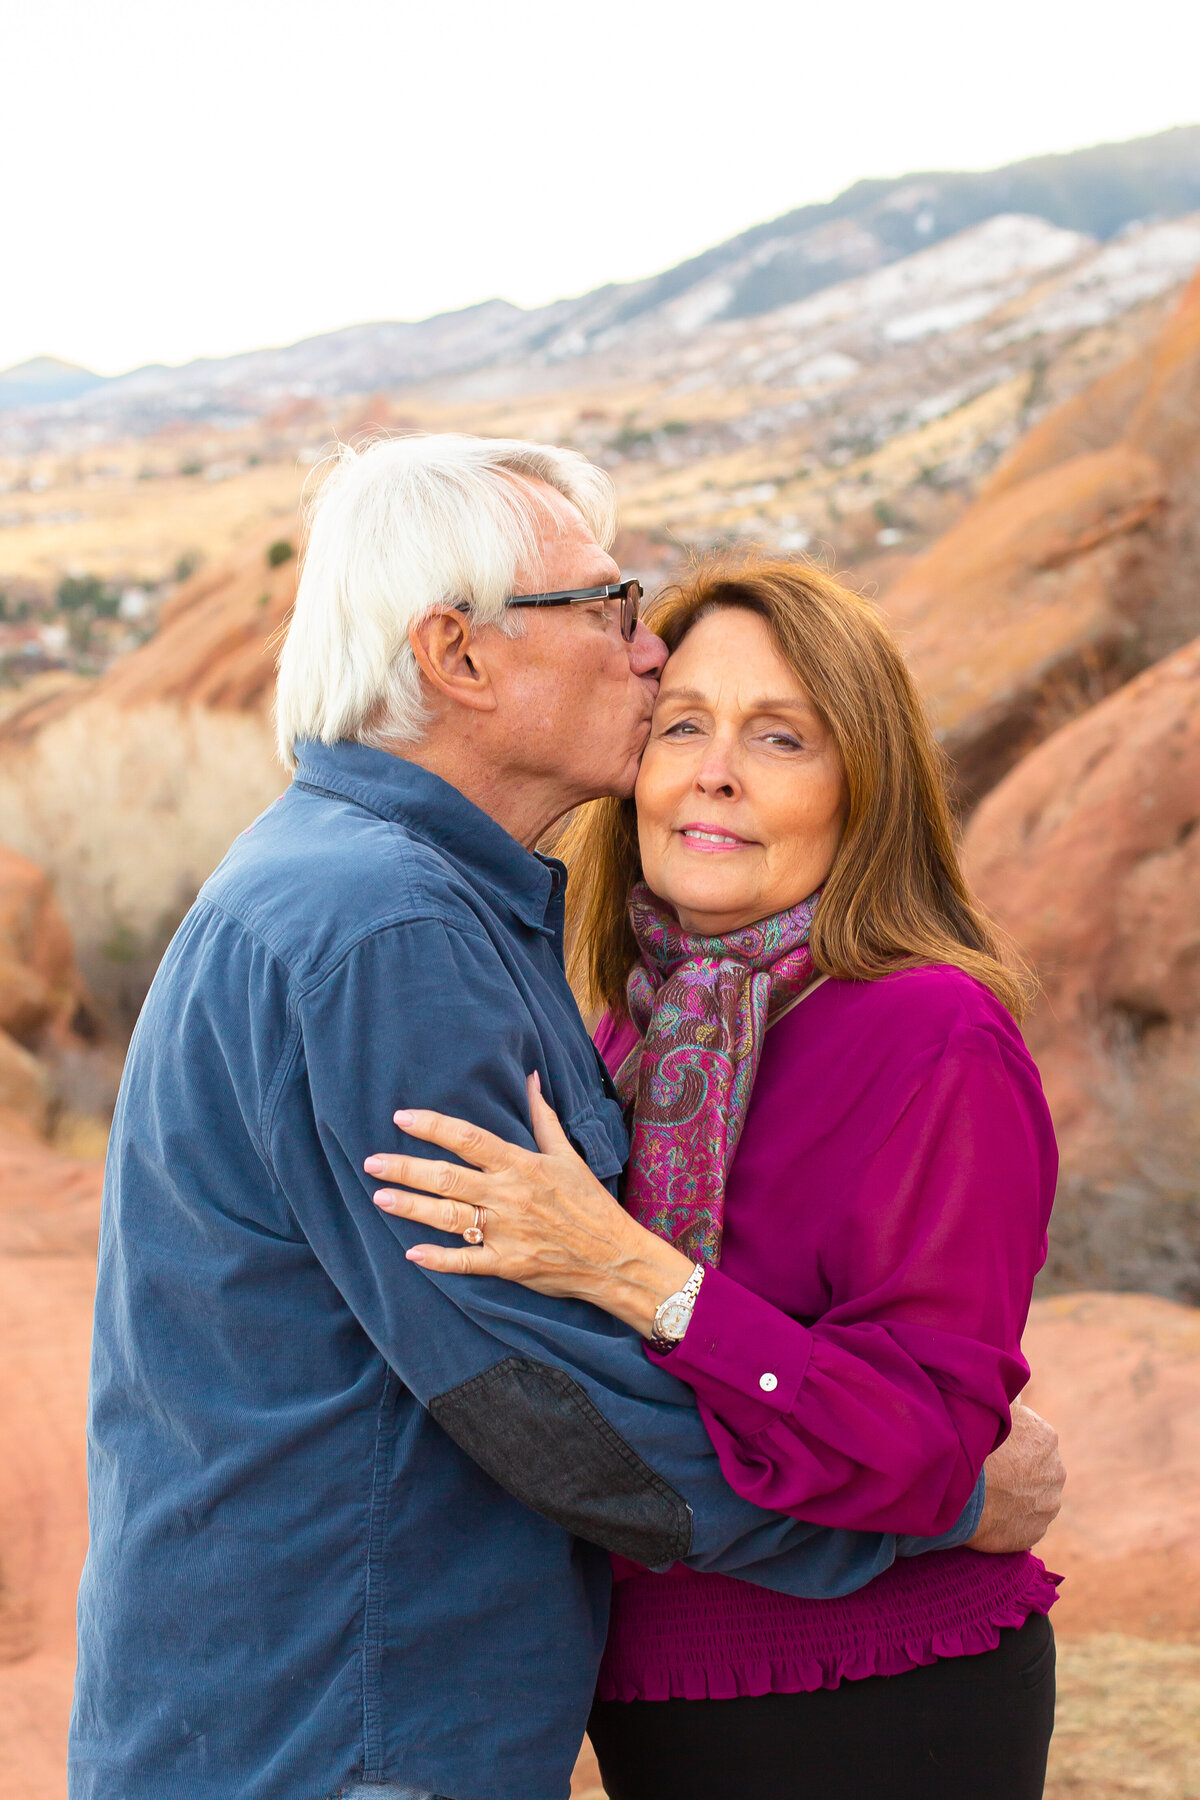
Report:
648,1264,705,1353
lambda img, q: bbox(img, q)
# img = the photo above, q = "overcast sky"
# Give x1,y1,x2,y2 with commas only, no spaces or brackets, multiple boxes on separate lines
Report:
4,0,1199,375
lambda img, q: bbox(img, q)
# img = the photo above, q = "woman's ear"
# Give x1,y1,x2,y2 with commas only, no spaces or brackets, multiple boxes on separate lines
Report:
409,611,498,713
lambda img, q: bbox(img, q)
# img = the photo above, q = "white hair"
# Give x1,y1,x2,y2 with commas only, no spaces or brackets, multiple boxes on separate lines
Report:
273,432,618,768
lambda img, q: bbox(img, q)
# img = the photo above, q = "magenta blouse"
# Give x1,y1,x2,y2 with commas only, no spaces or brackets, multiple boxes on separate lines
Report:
594,965,1060,1700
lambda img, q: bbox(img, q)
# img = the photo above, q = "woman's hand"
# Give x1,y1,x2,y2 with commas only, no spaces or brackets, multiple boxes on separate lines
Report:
364,1075,694,1337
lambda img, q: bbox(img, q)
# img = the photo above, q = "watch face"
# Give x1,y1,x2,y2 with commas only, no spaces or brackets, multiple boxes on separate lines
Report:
657,1298,692,1340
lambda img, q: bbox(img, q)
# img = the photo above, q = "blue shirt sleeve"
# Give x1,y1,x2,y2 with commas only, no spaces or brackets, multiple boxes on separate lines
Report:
265,918,980,1595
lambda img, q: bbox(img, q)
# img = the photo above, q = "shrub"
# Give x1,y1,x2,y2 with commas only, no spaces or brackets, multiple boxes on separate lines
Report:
266,539,295,568
56,573,119,616
1039,1030,1200,1303
610,426,654,456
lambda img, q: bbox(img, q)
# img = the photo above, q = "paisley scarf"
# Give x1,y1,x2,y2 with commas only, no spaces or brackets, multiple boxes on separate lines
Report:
615,881,821,1266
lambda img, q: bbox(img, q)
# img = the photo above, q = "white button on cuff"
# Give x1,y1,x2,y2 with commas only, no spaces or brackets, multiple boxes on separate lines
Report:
759,1372,779,1392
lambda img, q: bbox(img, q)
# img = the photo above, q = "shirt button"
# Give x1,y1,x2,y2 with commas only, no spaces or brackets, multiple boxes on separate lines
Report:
759,1372,779,1392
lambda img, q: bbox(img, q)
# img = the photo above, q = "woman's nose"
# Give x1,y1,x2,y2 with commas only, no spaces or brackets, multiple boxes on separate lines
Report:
693,744,741,798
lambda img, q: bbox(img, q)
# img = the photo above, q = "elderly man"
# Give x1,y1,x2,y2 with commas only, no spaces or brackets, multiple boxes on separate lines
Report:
70,436,1061,1800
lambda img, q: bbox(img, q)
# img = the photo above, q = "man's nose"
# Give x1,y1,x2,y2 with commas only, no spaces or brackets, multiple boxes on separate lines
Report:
628,620,668,679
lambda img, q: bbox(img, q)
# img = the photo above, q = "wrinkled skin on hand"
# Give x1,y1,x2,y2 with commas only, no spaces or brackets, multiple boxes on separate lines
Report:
969,1401,1065,1552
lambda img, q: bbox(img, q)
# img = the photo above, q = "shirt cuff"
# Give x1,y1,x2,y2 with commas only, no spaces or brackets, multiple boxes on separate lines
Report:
647,1264,816,1436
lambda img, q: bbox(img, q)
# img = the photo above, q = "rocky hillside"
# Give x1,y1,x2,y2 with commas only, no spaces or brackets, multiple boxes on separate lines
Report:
0,539,296,1018
6,130,1199,642
6,125,1199,445
4,211,1195,644
882,262,1200,803
963,633,1200,1299
918,272,1200,1297
9,257,1200,1035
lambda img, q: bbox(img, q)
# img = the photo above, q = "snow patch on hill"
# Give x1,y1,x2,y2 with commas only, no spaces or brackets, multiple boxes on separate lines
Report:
989,215,1200,344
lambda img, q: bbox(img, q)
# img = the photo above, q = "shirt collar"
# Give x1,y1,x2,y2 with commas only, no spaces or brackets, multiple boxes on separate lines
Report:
291,739,563,934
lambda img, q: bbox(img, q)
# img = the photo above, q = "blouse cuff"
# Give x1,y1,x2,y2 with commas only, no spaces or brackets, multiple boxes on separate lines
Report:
896,1468,987,1555
647,1264,816,1434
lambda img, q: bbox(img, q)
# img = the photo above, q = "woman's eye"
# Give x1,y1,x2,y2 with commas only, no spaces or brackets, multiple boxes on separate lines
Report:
763,732,802,750
661,719,700,737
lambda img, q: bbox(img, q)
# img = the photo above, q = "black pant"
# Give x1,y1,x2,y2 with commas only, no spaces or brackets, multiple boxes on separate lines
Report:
588,1612,1055,1800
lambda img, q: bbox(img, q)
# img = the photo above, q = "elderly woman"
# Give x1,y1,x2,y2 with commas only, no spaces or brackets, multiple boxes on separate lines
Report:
369,556,1060,1800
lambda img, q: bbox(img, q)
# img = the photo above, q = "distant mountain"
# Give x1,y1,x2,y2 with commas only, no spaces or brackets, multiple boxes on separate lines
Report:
626,123,1200,328
0,356,106,411
6,124,1200,443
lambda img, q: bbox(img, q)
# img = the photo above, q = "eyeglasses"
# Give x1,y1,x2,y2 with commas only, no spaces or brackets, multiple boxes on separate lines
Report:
506,579,643,642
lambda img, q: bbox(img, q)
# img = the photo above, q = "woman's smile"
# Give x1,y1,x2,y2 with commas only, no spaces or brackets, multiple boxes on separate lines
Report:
677,821,758,853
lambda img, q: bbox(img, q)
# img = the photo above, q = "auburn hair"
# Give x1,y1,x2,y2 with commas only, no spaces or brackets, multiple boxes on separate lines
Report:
558,552,1034,1021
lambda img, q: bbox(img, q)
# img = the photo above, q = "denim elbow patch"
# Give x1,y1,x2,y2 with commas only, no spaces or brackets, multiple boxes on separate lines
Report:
429,1356,693,1567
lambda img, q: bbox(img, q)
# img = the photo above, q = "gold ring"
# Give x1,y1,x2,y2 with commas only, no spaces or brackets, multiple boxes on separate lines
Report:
463,1206,486,1247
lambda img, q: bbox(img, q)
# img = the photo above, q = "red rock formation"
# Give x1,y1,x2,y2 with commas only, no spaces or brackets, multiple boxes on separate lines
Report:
0,1132,101,1796
1023,1292,1200,1638
963,633,1200,1291
0,1034,50,1139
964,632,1200,1125
0,848,96,1138
0,848,91,1049
883,268,1200,804
101,535,297,713
883,446,1162,801
980,349,1160,499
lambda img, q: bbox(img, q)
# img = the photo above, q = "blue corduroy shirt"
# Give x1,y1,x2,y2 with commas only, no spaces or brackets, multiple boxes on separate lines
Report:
69,741,981,1800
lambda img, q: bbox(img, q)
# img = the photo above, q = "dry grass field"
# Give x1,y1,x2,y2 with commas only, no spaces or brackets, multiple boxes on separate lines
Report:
0,453,308,590
1048,1636,1200,1798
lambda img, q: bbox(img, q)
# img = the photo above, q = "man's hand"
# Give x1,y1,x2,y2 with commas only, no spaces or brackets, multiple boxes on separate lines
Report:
968,1401,1064,1553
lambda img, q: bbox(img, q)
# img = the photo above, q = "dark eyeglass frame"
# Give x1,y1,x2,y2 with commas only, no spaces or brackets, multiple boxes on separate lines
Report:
504,578,643,642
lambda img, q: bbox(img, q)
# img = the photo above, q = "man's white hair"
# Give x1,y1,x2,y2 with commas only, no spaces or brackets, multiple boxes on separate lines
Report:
273,432,618,768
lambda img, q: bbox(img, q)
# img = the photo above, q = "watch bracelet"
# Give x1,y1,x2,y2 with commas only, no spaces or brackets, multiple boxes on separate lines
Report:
647,1262,705,1353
